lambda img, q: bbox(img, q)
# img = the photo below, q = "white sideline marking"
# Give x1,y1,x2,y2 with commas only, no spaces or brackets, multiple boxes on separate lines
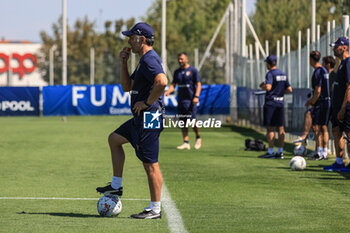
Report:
0,197,148,201
1,185,188,233
161,183,188,233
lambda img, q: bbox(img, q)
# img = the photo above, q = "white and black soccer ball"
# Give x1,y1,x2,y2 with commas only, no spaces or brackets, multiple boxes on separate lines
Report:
293,144,306,156
97,196,122,217
290,156,306,171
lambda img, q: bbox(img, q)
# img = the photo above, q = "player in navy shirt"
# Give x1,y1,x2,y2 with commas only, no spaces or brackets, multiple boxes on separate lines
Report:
260,55,292,159
324,37,350,171
164,52,202,150
305,51,331,160
96,22,168,219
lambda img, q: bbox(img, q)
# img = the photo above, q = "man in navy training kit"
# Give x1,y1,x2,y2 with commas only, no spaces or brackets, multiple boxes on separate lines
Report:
293,55,336,159
305,51,331,160
260,55,293,159
324,37,350,172
96,22,168,219
164,52,202,150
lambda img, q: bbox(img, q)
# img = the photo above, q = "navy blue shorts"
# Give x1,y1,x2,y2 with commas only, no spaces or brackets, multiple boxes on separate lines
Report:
312,100,331,126
333,103,350,132
114,117,162,163
178,100,197,120
263,105,284,127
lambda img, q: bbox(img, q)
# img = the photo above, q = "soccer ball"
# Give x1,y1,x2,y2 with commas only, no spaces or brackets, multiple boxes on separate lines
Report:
293,144,306,156
290,156,306,171
97,196,122,217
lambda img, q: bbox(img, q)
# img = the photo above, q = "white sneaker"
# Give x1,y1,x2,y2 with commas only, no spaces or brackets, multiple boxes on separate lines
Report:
292,137,307,145
194,138,201,149
177,143,191,150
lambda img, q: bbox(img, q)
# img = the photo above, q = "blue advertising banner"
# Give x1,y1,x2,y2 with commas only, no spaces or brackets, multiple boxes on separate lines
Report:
0,87,40,116
165,84,230,115
43,85,131,116
43,84,230,116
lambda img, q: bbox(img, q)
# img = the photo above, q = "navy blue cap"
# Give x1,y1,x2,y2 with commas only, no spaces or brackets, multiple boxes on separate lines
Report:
264,55,277,65
330,37,349,47
122,22,154,38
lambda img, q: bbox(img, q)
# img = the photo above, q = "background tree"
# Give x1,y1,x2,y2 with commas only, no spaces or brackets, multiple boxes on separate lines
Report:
145,0,230,84
39,0,349,85
38,17,134,85
251,0,350,54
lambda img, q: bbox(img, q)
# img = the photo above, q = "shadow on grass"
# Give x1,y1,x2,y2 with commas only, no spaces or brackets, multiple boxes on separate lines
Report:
307,164,350,180
17,211,129,218
275,166,325,173
222,124,296,155
338,172,350,180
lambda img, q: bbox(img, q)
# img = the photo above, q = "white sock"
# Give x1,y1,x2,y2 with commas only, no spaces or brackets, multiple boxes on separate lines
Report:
268,148,274,154
150,201,161,214
111,176,122,189
277,147,283,154
317,147,322,155
336,157,343,165
323,148,328,158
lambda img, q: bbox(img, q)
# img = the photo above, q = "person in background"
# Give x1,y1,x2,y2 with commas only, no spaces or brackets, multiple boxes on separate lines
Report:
293,55,336,158
305,51,331,160
324,37,350,171
322,56,336,97
260,55,293,159
164,52,202,150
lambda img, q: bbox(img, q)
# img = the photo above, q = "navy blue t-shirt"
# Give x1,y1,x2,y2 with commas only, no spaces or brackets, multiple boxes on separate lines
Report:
332,57,350,112
311,66,330,103
172,66,200,102
130,50,165,116
264,68,290,107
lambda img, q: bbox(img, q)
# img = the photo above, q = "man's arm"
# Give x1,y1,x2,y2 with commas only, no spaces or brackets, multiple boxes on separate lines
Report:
337,83,350,121
146,73,168,104
306,86,321,106
285,86,293,94
133,73,168,116
193,82,202,103
164,83,176,96
260,82,272,91
120,47,133,92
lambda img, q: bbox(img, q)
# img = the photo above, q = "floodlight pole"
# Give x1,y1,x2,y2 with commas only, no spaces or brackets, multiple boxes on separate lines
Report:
90,47,95,85
62,0,67,86
49,45,57,85
62,0,67,122
327,21,331,55
241,0,246,57
298,31,301,88
343,15,349,37
194,48,199,69
311,0,316,51
343,15,350,53
307,28,310,88
161,0,167,74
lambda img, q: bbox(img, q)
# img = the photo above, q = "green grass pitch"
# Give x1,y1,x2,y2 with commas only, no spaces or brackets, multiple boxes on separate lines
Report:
0,116,350,233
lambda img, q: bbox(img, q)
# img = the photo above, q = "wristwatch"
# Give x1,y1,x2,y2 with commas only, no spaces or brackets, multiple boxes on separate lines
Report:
144,100,151,107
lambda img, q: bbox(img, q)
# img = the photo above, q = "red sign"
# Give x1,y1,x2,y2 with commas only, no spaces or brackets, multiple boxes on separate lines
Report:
0,53,37,78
